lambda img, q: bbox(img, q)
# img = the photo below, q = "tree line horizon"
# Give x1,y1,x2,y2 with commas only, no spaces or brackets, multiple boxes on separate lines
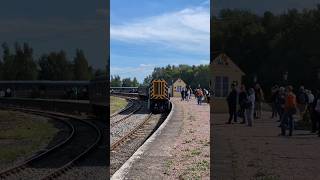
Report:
110,64,210,89
212,6,320,95
0,42,106,81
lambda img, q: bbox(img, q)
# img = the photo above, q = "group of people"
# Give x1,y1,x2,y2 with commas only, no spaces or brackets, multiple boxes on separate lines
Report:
180,86,193,101
180,86,210,105
270,85,320,136
226,83,264,126
226,82,320,136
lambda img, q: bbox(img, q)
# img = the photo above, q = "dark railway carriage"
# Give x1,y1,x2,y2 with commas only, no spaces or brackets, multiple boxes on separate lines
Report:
0,81,89,99
137,86,148,100
89,75,108,118
110,87,138,93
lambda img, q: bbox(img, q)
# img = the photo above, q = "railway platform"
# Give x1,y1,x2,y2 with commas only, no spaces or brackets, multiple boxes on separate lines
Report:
212,111,320,180
112,97,210,180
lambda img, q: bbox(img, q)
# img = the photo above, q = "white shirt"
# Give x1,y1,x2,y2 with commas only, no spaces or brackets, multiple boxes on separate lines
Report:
248,93,255,110
308,94,314,104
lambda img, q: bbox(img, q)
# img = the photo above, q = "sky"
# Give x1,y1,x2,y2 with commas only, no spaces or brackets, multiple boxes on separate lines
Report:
213,0,320,15
110,0,210,83
0,0,108,69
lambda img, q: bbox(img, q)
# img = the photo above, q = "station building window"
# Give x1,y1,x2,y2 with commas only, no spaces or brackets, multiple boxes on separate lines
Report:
214,76,229,97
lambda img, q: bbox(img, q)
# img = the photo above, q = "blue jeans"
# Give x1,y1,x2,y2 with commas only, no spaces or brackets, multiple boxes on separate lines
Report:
197,96,202,105
281,111,294,135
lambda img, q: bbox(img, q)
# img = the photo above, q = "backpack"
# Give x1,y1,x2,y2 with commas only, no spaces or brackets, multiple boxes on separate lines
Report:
286,94,296,108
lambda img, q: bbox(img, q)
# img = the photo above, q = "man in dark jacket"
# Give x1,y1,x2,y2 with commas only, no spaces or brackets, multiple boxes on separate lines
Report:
227,84,238,124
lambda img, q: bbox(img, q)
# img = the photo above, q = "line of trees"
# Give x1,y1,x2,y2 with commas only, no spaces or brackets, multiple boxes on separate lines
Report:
0,42,103,80
212,7,320,94
143,64,210,89
110,75,139,87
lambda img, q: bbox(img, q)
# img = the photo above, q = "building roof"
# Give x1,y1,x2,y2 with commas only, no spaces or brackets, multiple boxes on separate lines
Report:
211,53,245,75
173,78,186,85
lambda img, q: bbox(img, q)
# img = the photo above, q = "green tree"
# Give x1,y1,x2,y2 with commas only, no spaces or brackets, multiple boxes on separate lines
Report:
73,49,90,80
144,64,210,89
110,75,121,87
14,43,38,80
1,42,15,80
39,51,73,80
2,42,38,80
122,78,132,87
132,77,139,87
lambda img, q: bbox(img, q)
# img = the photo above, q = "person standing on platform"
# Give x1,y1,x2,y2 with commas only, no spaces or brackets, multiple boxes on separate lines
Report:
184,87,188,101
227,84,238,124
297,86,309,120
239,84,248,124
246,88,255,126
271,85,279,118
197,88,204,105
280,86,297,136
188,86,192,100
312,90,320,136
277,87,286,123
181,87,185,101
254,84,264,119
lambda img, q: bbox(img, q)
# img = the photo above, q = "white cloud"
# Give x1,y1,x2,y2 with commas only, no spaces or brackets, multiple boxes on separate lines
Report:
111,63,156,82
111,6,209,54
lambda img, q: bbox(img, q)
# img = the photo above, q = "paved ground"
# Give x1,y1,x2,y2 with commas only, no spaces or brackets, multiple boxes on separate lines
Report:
117,97,210,180
212,111,320,180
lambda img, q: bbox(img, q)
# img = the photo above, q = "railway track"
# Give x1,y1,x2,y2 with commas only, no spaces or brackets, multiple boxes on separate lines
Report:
111,113,153,151
0,108,102,180
110,98,142,127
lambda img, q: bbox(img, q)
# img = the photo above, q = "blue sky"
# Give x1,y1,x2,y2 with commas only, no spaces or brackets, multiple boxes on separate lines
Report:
110,0,210,82
0,0,107,69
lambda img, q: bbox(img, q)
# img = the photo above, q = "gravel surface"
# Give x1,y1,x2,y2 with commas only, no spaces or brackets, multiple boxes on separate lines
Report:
117,98,209,179
110,100,139,125
163,98,210,180
110,101,149,145
110,113,165,176
212,111,320,180
3,117,100,180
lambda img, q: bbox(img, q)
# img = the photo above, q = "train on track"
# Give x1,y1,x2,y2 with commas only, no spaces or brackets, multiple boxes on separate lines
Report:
0,81,89,99
89,75,108,117
138,79,171,113
0,76,108,118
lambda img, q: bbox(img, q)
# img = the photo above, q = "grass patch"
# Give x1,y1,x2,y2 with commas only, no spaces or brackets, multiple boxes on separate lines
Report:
164,159,173,175
180,160,209,180
0,110,58,163
110,96,128,114
190,149,201,156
